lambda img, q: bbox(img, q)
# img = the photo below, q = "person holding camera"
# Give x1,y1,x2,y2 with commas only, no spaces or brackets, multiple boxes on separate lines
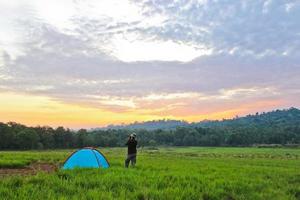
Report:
125,133,137,168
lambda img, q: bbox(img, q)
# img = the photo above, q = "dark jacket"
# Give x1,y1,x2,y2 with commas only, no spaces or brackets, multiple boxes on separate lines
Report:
126,138,137,154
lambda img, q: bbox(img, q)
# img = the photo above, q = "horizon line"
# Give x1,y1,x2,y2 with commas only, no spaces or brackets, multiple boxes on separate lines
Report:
2,107,298,131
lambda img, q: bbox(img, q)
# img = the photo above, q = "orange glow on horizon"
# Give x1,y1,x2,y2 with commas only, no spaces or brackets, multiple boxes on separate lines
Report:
183,99,285,122
0,92,159,129
0,92,286,129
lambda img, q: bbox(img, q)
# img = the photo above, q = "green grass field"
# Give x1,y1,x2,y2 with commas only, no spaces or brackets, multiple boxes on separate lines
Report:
0,147,299,200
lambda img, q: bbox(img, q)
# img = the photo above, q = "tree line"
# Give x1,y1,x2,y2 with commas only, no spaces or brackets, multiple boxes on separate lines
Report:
0,108,299,150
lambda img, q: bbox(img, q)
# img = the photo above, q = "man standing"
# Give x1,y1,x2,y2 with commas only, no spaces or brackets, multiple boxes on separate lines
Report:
125,133,137,168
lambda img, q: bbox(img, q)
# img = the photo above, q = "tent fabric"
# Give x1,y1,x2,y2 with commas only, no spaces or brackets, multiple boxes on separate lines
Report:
62,148,110,169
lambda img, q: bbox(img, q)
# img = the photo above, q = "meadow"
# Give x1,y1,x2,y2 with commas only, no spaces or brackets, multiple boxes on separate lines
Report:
0,147,299,200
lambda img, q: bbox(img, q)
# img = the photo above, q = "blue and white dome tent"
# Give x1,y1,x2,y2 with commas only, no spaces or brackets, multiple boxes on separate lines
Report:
62,147,110,169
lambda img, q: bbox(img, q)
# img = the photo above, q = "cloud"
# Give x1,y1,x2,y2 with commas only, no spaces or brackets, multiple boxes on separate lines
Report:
0,0,299,122
107,33,212,62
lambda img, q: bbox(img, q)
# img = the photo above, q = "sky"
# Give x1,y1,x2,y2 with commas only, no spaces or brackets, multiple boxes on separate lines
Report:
0,0,300,128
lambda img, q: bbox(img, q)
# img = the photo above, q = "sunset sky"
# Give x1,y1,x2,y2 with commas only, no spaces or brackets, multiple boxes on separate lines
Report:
0,0,299,128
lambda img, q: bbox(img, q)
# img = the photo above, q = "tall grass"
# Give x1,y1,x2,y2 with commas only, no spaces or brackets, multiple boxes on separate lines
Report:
0,147,299,200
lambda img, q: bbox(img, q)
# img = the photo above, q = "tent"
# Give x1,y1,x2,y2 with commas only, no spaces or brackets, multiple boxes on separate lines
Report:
62,147,110,169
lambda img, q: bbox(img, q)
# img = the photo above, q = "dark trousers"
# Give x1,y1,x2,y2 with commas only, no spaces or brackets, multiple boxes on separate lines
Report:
125,153,136,168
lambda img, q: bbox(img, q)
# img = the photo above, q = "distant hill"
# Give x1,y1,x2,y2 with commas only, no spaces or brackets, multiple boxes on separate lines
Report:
98,107,300,130
193,107,300,128
98,119,189,130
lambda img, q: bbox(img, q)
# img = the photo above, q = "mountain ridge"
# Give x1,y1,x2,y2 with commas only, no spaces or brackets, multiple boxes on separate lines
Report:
95,107,300,131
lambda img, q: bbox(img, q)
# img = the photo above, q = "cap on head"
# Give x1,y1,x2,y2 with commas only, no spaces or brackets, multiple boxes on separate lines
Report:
130,133,137,138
